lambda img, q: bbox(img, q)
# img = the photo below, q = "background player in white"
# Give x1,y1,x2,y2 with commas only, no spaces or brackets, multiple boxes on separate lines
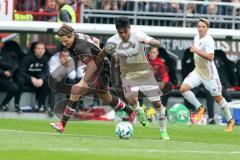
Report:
180,18,235,132
99,16,169,140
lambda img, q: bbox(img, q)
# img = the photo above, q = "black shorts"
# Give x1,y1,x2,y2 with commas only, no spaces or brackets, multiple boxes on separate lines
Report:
90,58,110,92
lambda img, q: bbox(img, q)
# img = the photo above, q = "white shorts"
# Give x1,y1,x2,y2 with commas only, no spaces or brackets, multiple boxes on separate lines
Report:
183,71,222,96
121,76,162,102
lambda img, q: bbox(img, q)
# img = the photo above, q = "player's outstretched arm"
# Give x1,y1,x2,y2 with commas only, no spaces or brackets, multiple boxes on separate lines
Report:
81,47,109,83
82,59,97,82
96,48,108,62
149,38,160,48
139,36,160,48
71,59,97,94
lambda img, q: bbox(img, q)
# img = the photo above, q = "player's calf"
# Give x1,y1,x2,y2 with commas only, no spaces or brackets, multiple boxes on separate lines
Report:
50,100,78,132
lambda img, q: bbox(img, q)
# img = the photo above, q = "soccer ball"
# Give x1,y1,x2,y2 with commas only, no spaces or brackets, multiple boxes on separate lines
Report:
115,122,133,139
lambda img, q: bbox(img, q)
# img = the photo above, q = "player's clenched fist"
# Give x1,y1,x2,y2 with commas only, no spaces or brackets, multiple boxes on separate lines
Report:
190,44,198,53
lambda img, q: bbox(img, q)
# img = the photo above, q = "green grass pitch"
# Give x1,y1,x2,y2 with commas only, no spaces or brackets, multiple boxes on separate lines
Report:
0,118,239,160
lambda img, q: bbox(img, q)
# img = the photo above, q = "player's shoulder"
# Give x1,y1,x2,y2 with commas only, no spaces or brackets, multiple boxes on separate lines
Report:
74,33,91,49
76,32,88,39
206,34,214,41
132,28,146,37
194,35,199,40
203,34,214,44
107,34,120,43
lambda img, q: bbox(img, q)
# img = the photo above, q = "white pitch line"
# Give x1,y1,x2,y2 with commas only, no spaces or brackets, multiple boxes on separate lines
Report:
0,128,117,139
48,148,240,154
0,128,238,147
0,147,240,155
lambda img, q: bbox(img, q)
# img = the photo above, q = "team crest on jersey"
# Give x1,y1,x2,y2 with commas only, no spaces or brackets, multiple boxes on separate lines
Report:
130,42,136,48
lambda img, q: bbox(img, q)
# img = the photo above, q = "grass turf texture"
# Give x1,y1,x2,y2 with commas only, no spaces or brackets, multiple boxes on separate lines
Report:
0,118,239,160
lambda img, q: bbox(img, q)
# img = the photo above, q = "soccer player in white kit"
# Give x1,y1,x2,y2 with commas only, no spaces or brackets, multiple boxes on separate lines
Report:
100,17,169,140
180,18,235,132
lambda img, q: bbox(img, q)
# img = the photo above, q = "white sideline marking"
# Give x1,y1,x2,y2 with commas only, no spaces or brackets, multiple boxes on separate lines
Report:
0,128,238,148
49,148,240,154
0,128,114,139
0,147,240,155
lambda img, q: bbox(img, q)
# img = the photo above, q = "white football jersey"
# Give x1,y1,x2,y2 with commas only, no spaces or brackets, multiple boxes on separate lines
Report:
106,28,153,80
193,34,219,80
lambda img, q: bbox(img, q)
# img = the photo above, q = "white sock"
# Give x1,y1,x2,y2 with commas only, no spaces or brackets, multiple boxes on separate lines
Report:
219,98,232,121
182,91,201,109
156,107,166,132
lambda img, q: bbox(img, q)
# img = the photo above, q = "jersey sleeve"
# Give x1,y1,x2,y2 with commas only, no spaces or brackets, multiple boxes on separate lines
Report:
205,37,215,54
105,38,117,55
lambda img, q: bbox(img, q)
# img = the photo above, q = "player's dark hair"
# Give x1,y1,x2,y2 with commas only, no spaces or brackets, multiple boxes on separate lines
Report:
115,16,130,30
60,47,69,53
58,24,74,37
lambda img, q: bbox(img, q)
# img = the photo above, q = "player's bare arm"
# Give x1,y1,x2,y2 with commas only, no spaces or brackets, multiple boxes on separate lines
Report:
149,38,160,48
96,48,108,62
139,37,160,48
71,59,98,95
82,59,97,82
190,44,214,61
82,48,109,82
72,48,109,94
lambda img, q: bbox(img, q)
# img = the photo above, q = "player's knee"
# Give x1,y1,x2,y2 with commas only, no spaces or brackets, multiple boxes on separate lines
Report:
67,100,78,109
70,94,80,101
180,84,190,93
152,101,162,109
127,97,137,107
214,95,223,104
98,92,112,104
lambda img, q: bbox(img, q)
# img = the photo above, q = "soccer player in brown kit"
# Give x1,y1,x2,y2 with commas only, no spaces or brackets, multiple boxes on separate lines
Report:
50,24,136,133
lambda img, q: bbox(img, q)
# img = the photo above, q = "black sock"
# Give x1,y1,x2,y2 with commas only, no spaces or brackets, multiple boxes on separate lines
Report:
122,105,132,115
61,101,78,127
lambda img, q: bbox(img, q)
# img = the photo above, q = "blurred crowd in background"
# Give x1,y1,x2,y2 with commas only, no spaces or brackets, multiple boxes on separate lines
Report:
14,0,240,21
